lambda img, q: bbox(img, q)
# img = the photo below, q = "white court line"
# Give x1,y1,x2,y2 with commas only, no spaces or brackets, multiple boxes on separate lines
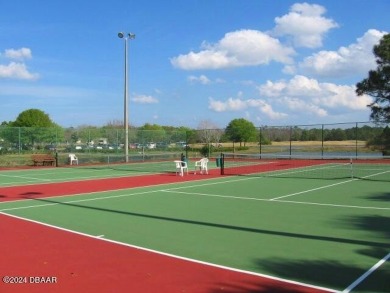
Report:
0,171,148,188
2,172,389,212
162,190,390,211
342,252,390,293
0,188,162,212
276,199,390,211
0,175,233,208
161,190,270,202
0,212,336,293
270,178,357,201
0,173,52,182
0,176,259,212
266,162,348,177
271,169,390,201
0,174,222,207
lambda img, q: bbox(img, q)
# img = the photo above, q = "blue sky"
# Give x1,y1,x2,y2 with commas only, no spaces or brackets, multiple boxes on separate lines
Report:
0,1,389,129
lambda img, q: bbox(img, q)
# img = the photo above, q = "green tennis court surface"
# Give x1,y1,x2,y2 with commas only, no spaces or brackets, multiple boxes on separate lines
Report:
1,165,389,292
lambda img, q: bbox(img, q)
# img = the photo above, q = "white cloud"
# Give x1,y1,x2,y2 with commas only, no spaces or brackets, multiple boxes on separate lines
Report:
258,75,373,115
280,96,327,117
272,2,338,48
171,29,295,70
285,75,322,96
5,48,33,60
258,80,287,97
208,97,247,112
188,74,211,84
314,82,372,110
247,99,288,119
282,64,296,75
298,29,387,77
208,97,287,120
0,47,38,80
188,74,225,84
131,94,159,104
0,62,39,80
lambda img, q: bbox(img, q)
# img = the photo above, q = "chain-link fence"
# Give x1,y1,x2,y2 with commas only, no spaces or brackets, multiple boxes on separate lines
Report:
0,127,188,167
0,121,388,167
193,122,389,159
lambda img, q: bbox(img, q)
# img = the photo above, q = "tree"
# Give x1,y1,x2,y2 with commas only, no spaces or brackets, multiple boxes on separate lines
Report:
197,120,223,145
9,109,61,149
12,109,56,127
136,123,166,143
356,33,390,122
225,118,257,147
197,120,223,157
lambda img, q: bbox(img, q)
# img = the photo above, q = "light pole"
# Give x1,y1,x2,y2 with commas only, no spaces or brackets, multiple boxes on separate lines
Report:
118,32,135,162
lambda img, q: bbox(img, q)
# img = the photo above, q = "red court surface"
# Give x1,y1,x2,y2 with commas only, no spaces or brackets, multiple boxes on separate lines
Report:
0,172,220,202
0,213,333,293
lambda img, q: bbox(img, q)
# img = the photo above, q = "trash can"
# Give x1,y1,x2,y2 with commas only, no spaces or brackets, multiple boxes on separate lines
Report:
216,157,221,167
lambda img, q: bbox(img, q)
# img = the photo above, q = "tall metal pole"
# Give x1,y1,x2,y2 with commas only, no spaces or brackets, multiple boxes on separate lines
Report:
118,32,135,163
124,37,129,162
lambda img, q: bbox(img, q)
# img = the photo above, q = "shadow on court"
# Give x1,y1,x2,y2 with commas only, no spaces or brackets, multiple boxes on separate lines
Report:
252,212,390,292
21,194,390,293
22,195,390,249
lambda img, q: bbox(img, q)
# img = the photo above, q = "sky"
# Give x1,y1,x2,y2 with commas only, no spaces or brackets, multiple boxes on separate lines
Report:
0,0,389,129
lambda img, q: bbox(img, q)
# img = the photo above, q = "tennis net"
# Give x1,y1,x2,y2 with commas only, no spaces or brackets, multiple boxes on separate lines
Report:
220,153,390,181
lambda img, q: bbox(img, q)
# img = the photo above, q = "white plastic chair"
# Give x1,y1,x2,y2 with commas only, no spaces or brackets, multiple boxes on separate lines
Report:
194,158,209,174
69,153,79,165
174,160,188,176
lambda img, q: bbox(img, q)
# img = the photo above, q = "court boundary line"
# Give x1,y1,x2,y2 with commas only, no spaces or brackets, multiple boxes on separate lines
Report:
342,252,390,293
0,188,163,212
0,169,154,188
270,178,356,200
0,175,258,207
2,174,389,212
271,169,390,201
0,211,336,293
0,173,53,183
0,175,242,210
161,190,390,211
0,176,266,212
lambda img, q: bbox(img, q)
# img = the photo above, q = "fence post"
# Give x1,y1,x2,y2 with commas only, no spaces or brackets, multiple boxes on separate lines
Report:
18,127,21,154
289,126,292,157
355,122,358,158
259,126,262,158
186,131,189,159
321,124,324,158
220,153,224,175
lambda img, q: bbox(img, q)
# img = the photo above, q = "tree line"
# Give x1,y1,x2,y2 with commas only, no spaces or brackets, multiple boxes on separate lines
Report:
1,110,388,155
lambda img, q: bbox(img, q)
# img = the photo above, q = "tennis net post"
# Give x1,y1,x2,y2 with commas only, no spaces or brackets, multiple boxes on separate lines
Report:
220,153,225,175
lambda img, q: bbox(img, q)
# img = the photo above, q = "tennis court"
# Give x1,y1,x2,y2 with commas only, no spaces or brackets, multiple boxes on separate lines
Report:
0,157,389,292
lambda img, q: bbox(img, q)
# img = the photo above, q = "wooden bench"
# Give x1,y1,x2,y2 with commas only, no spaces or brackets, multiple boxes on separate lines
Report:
32,154,56,166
